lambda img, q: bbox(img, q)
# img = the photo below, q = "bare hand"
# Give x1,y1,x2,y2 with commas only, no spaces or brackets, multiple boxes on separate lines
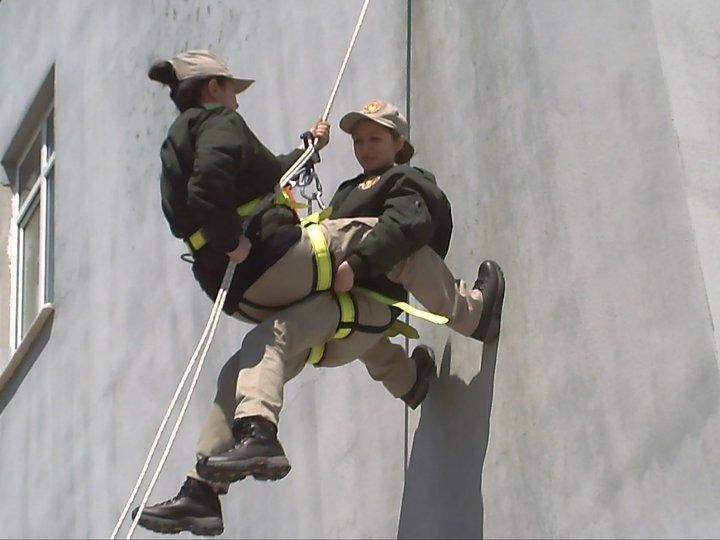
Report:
333,261,355,293
226,236,252,264
309,118,330,151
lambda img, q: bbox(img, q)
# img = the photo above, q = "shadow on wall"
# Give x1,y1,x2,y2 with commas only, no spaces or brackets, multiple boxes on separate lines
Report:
397,337,500,539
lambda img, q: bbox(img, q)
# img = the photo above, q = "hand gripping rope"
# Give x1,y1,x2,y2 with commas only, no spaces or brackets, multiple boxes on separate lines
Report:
112,1,371,538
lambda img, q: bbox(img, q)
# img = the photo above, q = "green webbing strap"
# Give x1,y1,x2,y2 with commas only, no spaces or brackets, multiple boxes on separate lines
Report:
385,319,420,340
185,192,297,253
235,197,263,218
186,230,207,252
353,287,450,325
307,291,356,365
305,224,333,291
306,344,325,366
300,205,333,226
333,291,356,340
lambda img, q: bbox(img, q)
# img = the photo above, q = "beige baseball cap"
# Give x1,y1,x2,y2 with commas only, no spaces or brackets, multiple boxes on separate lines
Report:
339,100,415,163
169,50,254,94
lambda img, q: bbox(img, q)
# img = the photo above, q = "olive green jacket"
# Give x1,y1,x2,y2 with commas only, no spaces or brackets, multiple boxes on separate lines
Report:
329,165,453,299
159,104,302,312
160,103,302,253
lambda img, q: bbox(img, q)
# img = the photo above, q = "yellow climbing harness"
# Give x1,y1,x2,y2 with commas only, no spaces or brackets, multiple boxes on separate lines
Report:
353,287,449,325
190,203,450,366
185,189,304,253
300,207,450,366
306,291,356,365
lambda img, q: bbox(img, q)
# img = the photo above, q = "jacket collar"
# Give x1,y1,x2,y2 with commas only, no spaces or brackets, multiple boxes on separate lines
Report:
361,165,394,179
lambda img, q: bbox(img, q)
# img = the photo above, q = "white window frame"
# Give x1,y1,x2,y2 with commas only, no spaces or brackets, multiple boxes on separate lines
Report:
9,104,55,354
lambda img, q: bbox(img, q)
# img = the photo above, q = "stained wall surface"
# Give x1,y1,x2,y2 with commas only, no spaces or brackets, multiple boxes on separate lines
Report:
403,2,720,538
0,1,718,539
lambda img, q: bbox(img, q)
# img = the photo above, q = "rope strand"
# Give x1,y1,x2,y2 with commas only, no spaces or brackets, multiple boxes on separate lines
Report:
125,266,233,539
110,263,233,539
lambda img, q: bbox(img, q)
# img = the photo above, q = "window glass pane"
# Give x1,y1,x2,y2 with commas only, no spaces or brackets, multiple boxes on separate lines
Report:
21,202,42,338
19,134,42,206
46,111,54,158
45,167,54,301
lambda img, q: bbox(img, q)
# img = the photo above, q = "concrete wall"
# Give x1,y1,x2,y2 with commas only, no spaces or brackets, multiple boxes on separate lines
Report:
652,0,720,355
404,1,720,538
0,1,718,538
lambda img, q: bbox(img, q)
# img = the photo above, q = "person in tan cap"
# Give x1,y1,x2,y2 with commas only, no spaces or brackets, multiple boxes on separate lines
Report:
137,62,504,535
139,49,336,536
148,49,329,266
323,98,505,404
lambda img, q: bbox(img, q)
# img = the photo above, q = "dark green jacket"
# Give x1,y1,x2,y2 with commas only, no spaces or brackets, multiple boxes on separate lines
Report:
160,104,302,313
329,165,453,299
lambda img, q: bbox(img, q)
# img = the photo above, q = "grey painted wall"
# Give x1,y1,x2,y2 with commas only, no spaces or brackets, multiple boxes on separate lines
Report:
405,1,720,538
652,0,720,355
0,1,718,539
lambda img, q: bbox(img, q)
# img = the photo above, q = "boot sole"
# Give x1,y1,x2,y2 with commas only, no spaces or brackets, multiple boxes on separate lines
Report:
484,266,506,343
197,455,291,484
136,514,223,537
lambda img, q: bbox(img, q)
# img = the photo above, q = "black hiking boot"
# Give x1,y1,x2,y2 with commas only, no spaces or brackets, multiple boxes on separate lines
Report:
195,415,291,484
471,260,506,342
401,345,436,409
130,477,223,536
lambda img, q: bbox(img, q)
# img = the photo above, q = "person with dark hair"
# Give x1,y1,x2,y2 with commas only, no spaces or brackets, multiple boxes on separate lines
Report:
135,51,504,537
147,56,251,113
148,50,330,301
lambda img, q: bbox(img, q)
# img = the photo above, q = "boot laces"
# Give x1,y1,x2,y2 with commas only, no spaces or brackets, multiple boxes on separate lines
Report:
159,479,193,506
237,421,256,443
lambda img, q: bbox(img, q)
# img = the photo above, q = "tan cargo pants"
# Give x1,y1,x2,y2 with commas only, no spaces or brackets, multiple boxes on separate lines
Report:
187,218,483,487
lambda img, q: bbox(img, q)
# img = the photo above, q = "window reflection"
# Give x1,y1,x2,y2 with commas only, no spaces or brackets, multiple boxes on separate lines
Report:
21,203,41,337
19,134,41,206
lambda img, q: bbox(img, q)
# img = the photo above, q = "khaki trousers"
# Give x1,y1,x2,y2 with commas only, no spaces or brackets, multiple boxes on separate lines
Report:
239,218,484,336
188,218,483,488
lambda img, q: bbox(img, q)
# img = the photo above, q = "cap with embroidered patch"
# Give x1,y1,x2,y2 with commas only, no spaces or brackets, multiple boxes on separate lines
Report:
339,100,414,163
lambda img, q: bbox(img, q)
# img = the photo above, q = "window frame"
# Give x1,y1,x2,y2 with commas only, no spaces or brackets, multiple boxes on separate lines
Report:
9,103,55,353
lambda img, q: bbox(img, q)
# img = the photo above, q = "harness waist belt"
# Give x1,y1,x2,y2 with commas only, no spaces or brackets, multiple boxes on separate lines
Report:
185,189,304,253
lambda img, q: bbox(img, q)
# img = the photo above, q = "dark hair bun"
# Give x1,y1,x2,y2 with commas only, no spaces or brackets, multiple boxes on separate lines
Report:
148,61,178,86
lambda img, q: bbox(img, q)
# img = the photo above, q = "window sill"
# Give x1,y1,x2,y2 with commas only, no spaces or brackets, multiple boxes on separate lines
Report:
0,303,54,393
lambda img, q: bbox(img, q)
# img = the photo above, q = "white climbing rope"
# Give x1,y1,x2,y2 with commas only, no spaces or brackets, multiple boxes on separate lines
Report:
113,1,371,537
111,263,232,539
124,264,233,540
320,0,370,124
277,0,370,189
109,291,220,539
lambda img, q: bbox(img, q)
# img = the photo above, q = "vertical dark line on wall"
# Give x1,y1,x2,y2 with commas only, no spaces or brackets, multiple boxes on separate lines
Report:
403,0,412,474
406,0,412,124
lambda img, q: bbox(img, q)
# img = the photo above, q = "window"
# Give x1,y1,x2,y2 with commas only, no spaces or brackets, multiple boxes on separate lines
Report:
10,106,54,351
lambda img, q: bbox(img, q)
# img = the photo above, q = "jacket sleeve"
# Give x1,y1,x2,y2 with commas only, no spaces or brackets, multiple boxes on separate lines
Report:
187,111,246,253
275,148,306,175
344,175,435,279
188,110,295,252
232,116,298,193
